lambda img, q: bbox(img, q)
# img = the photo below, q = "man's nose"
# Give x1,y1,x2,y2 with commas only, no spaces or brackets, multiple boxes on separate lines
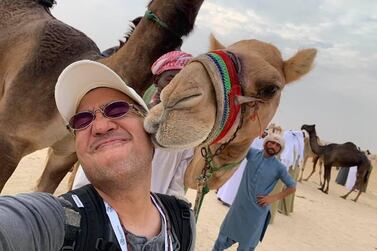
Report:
91,112,117,135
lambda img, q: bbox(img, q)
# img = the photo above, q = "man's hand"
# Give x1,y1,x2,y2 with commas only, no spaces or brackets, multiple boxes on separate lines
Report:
257,187,296,207
257,195,276,206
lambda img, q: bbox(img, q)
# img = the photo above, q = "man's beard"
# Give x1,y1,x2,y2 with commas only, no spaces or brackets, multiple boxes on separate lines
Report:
86,148,153,191
266,147,278,156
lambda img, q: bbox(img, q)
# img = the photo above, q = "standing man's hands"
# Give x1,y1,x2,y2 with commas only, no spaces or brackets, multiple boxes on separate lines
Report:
257,195,276,206
257,187,296,207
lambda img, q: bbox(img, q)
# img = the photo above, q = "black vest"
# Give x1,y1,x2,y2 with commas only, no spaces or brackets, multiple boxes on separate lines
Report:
60,185,193,251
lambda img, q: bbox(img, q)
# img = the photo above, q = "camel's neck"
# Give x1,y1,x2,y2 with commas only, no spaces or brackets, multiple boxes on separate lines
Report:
100,0,204,95
212,135,253,165
308,130,324,155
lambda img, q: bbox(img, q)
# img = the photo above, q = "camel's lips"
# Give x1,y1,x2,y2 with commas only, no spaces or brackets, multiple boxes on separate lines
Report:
151,134,166,149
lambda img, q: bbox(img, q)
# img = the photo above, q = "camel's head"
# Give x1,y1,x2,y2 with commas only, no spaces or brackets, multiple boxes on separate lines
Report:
301,124,316,133
144,35,317,149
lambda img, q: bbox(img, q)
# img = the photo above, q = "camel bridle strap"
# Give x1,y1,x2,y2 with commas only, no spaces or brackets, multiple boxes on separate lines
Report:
191,50,242,146
145,10,181,39
193,105,245,221
191,51,265,220
209,51,243,145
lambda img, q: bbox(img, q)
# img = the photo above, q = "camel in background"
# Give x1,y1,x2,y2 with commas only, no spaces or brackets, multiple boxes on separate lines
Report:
299,133,326,184
0,0,203,193
301,124,372,202
266,123,284,135
145,35,317,190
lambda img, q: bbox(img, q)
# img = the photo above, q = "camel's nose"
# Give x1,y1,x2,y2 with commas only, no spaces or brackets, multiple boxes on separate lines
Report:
143,104,164,134
144,120,159,134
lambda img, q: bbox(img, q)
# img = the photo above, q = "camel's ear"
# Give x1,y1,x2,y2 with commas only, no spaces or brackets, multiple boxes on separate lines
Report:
209,33,226,50
283,48,317,84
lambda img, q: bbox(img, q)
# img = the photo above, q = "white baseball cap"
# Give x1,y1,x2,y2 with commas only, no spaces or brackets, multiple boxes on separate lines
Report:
55,60,148,125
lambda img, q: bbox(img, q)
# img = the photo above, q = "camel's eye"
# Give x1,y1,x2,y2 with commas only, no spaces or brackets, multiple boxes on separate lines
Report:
257,84,280,99
167,93,202,109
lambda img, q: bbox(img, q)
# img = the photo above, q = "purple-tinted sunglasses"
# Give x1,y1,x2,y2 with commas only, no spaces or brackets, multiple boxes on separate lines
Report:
68,100,144,131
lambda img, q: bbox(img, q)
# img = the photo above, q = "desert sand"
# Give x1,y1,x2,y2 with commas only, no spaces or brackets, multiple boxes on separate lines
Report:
2,149,377,251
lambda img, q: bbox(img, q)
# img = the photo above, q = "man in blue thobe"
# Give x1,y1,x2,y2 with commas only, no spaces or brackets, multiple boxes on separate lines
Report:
213,133,296,251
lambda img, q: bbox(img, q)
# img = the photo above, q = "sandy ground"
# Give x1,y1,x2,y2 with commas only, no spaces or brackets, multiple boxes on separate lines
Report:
2,149,377,251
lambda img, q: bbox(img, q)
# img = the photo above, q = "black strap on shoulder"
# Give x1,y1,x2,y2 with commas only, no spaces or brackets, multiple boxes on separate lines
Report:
60,185,120,251
155,193,192,251
60,187,192,251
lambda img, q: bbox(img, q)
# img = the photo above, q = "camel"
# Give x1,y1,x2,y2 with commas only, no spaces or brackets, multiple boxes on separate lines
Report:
144,35,317,190
266,123,284,135
299,133,325,184
0,0,204,193
301,124,372,202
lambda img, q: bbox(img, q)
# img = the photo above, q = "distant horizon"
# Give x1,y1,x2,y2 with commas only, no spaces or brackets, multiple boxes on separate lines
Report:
52,0,377,153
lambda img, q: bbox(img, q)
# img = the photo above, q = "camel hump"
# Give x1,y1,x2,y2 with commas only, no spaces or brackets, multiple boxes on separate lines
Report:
33,19,100,74
0,19,101,122
343,142,358,149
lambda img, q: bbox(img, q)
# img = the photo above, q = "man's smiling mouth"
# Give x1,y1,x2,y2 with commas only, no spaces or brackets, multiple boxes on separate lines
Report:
93,138,130,151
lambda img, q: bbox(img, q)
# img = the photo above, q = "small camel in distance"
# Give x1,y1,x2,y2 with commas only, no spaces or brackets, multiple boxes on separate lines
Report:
301,124,372,202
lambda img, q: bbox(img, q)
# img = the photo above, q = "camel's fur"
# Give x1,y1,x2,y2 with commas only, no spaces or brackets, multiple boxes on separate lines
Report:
145,35,317,189
301,124,372,202
0,0,203,193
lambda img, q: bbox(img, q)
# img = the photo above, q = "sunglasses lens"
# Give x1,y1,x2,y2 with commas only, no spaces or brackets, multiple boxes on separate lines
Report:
104,101,130,118
69,112,94,130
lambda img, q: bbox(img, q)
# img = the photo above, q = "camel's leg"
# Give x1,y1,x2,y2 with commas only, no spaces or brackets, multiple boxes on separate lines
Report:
35,134,77,193
67,161,80,191
304,155,319,181
0,135,28,192
320,165,331,193
341,183,356,200
324,166,331,194
319,165,326,192
352,169,368,202
352,190,362,202
318,159,323,186
299,156,309,182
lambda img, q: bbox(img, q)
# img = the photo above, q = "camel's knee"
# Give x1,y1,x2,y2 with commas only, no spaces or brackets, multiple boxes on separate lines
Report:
67,161,80,191
40,135,76,177
0,135,29,191
35,150,77,193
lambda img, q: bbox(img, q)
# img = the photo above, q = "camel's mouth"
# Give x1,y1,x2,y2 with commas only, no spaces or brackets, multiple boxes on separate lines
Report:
151,134,166,149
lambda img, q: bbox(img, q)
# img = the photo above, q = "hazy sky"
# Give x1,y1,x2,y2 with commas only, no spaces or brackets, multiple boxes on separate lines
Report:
52,0,377,153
